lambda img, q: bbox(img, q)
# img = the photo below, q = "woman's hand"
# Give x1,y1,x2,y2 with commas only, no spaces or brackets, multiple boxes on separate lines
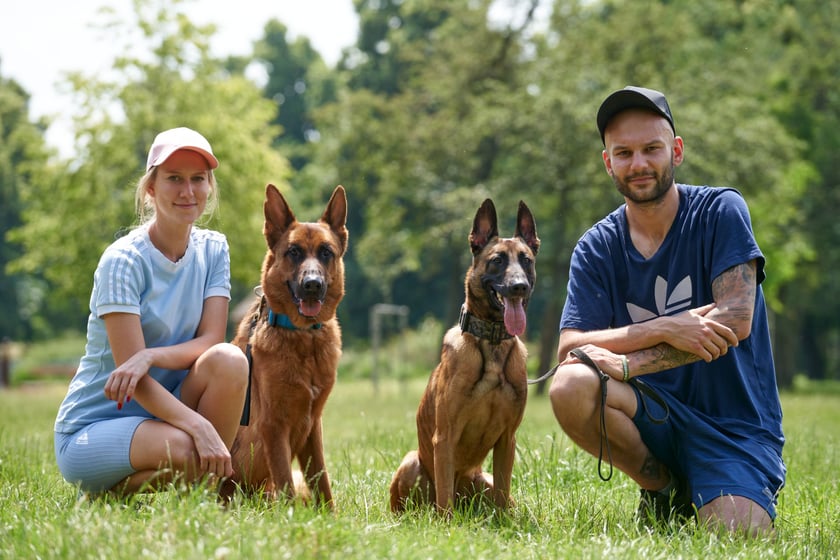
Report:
189,417,234,478
104,348,153,408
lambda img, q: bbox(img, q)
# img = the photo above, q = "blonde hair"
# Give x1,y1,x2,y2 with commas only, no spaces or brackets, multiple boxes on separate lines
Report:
133,167,219,225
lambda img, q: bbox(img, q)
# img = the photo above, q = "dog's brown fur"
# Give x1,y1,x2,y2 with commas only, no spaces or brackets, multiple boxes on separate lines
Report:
389,199,539,514
224,184,348,507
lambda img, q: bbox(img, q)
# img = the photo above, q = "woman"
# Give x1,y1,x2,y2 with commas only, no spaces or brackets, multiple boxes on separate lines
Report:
54,127,249,496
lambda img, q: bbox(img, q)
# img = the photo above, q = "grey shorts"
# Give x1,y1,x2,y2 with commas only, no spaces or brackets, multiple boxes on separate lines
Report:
55,416,149,493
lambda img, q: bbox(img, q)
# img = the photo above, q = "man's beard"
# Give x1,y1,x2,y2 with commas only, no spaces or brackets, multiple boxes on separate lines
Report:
612,158,676,204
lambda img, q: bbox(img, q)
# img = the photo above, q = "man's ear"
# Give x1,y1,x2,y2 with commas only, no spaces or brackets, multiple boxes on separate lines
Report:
602,150,614,177
672,136,685,166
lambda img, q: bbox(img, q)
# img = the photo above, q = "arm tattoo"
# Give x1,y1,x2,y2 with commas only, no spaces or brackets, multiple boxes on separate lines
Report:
639,343,700,372
710,261,756,339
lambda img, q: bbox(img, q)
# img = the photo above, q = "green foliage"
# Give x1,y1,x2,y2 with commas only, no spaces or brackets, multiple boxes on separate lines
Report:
1,381,837,558
4,332,85,383
317,0,545,318
7,0,290,330
310,0,820,377
4,0,840,386
0,73,55,340
253,19,339,171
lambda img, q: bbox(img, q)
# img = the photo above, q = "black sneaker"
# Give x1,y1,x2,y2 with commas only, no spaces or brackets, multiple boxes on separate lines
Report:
636,479,694,528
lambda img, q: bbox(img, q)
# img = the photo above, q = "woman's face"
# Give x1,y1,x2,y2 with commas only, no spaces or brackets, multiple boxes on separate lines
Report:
147,149,212,227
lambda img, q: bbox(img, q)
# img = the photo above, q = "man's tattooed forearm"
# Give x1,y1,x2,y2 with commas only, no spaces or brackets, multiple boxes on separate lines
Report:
711,262,756,338
641,344,700,374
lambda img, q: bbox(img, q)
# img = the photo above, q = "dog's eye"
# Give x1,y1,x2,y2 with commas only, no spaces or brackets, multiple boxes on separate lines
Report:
286,246,303,261
491,255,505,266
318,245,334,261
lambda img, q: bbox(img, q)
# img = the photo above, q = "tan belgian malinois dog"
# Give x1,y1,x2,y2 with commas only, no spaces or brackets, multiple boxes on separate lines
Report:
222,184,348,507
389,198,539,514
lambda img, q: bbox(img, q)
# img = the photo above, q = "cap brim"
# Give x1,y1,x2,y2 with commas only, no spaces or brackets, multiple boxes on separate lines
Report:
147,146,219,171
597,89,674,143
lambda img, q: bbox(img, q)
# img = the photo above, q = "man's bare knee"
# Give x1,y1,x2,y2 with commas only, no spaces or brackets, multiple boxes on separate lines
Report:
549,366,596,403
549,366,599,428
698,495,774,537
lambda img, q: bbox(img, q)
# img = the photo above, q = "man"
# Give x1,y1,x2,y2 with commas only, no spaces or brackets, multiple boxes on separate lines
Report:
548,86,785,535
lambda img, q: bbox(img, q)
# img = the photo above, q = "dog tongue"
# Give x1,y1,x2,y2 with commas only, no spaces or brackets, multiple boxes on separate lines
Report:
299,300,322,317
503,297,526,336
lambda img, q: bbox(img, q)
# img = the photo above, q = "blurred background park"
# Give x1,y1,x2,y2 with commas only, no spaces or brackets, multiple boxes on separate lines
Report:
1,0,839,391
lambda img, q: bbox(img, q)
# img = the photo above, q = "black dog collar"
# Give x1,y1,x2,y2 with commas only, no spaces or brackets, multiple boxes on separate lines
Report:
458,304,512,345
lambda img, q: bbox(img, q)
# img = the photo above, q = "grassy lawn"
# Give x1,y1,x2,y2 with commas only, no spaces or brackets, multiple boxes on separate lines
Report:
1,377,837,559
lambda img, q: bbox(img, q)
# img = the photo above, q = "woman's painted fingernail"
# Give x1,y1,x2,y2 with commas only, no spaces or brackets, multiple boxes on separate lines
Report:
117,402,123,410
126,396,131,403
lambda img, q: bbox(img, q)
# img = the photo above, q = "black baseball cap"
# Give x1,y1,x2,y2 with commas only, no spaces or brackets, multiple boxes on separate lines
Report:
596,86,675,144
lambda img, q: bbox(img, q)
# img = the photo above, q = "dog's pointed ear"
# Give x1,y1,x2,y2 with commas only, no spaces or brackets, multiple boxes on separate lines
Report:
469,199,498,255
321,185,349,255
264,184,296,249
515,201,540,254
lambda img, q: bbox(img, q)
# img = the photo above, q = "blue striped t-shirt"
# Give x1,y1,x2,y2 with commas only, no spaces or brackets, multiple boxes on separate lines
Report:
54,224,230,433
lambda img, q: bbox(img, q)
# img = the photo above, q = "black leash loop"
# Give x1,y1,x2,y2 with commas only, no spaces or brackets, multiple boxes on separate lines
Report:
633,379,670,424
568,347,671,482
569,348,614,481
526,347,671,481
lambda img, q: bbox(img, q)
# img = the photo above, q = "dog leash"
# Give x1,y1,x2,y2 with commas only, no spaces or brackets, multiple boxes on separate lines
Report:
239,287,266,426
530,347,670,482
240,314,259,426
527,364,559,385
569,348,615,481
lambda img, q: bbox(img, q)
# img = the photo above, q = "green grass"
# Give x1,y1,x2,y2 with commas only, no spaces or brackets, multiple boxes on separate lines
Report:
1,378,838,559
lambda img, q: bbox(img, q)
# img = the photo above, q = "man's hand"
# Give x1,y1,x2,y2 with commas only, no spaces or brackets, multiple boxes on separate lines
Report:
563,344,626,381
660,303,739,362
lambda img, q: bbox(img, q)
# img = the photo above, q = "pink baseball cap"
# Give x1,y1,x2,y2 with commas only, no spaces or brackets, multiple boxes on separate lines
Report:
146,127,219,171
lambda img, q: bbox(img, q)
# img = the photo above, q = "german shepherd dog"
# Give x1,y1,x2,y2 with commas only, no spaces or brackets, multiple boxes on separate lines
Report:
223,184,348,507
389,199,539,514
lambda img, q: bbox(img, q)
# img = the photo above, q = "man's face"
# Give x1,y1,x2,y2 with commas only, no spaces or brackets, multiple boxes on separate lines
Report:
602,109,683,204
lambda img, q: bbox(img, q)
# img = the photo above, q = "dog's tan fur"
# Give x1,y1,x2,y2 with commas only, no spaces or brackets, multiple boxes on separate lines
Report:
224,184,347,507
389,199,539,514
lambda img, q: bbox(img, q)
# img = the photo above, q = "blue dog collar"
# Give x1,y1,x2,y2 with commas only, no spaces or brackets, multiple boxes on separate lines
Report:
267,308,322,330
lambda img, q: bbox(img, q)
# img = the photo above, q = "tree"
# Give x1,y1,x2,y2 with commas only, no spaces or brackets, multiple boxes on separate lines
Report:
0,68,54,339
253,20,339,170
305,0,815,384
9,0,290,333
314,0,543,327
513,0,813,386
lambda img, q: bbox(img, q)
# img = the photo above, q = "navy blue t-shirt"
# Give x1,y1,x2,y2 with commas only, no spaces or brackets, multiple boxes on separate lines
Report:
560,184,784,449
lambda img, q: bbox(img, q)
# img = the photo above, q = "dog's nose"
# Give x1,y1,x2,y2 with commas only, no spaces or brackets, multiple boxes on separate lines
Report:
508,281,529,297
302,273,325,296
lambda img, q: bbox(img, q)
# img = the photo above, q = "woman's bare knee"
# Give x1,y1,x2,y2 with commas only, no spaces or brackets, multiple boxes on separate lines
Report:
130,422,197,472
201,343,248,384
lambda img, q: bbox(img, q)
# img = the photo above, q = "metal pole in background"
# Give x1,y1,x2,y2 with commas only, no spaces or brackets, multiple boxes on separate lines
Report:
0,338,10,388
369,304,409,392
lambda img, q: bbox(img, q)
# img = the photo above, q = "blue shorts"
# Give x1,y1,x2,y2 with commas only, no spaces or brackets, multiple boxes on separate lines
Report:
55,376,188,494
631,383,786,519
55,416,151,493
